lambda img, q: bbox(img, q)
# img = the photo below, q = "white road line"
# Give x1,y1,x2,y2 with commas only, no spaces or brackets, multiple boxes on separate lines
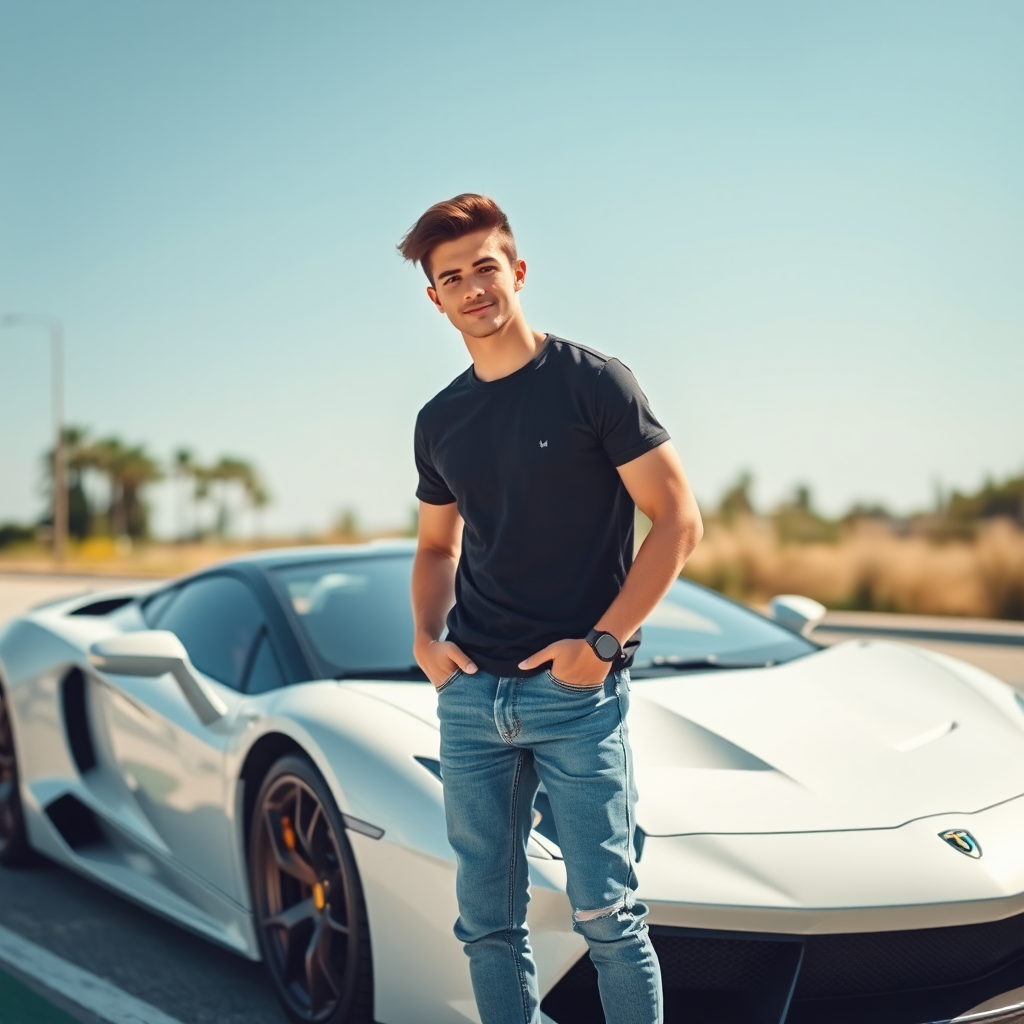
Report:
0,922,187,1024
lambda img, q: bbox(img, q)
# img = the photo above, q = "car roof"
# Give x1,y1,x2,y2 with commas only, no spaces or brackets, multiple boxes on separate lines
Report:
223,538,416,572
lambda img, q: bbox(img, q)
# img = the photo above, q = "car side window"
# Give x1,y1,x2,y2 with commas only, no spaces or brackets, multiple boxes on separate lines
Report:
142,587,179,626
245,631,286,694
155,575,264,691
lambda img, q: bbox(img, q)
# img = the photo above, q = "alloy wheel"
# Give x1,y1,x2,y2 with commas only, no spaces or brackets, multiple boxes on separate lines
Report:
0,686,28,863
253,767,366,1023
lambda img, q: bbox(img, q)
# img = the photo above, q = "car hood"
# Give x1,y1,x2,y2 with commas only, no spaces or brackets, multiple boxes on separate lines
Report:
346,641,1024,836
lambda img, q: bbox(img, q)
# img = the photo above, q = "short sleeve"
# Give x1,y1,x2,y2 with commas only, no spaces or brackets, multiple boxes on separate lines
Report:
414,412,456,505
593,358,671,467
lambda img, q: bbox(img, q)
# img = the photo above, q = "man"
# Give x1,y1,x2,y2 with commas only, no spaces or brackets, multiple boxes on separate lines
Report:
400,194,702,1024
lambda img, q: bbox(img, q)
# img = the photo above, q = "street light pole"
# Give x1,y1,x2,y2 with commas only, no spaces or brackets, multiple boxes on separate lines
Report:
0,314,67,563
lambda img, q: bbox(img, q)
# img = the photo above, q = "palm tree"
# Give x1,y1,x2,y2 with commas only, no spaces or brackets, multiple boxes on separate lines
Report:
86,438,127,537
236,460,270,536
191,461,214,539
206,456,269,538
249,477,271,538
117,445,163,539
173,448,196,542
41,426,94,539
88,438,162,540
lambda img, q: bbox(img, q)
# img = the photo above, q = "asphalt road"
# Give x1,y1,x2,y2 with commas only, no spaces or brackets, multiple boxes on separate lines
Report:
0,858,285,1024
1,572,1023,1024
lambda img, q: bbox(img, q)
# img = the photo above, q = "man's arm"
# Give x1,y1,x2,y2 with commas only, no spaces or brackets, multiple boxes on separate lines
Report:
519,442,703,684
412,500,479,687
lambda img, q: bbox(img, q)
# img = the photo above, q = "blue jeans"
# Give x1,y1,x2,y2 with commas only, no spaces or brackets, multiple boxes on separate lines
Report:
436,667,663,1024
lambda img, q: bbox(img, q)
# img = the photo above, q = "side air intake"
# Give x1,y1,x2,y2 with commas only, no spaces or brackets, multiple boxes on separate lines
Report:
61,669,97,775
69,597,133,616
44,794,105,851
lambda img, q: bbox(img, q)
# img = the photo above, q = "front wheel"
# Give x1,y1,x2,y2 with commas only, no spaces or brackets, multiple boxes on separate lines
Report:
0,684,31,866
250,754,374,1024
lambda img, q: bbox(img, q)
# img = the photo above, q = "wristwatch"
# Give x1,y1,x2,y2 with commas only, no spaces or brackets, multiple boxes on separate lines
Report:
585,628,622,663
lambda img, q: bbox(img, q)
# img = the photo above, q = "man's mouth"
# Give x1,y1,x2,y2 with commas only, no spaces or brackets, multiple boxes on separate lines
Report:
462,302,494,316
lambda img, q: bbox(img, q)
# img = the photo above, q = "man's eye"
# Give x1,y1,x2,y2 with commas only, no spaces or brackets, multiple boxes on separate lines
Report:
444,276,459,286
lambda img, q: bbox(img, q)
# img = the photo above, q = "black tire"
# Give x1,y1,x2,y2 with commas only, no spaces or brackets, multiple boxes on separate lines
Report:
249,754,374,1024
0,682,31,866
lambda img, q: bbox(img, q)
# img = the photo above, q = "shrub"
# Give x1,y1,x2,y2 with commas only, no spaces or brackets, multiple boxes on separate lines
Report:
0,523,36,550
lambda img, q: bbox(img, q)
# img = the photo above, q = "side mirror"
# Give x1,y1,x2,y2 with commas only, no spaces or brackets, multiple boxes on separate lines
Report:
89,631,227,725
768,594,827,637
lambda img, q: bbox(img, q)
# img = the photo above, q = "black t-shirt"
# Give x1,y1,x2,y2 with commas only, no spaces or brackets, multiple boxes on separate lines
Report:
414,335,670,677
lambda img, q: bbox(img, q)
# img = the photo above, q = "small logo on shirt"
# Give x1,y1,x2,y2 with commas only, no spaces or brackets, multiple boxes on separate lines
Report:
539,440,548,448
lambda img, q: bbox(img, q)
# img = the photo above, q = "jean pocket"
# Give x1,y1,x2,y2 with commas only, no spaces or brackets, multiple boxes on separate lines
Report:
546,670,605,694
435,668,463,694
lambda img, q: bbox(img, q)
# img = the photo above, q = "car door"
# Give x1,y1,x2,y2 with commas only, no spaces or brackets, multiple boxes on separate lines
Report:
93,573,265,903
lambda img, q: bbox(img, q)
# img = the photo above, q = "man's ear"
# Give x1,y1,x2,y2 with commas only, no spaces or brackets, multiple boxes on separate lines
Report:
426,286,444,313
513,258,527,291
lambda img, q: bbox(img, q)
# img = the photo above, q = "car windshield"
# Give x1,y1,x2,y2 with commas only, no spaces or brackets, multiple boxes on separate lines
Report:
272,553,816,680
272,555,419,678
630,578,816,675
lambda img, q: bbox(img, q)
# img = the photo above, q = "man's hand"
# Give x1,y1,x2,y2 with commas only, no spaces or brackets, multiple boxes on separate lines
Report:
518,638,609,687
415,637,478,690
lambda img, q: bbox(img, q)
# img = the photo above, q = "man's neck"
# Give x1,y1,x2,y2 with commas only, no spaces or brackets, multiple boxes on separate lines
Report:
463,315,548,383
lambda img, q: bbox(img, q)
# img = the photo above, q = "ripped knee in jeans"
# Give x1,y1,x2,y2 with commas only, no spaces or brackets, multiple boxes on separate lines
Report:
573,896,633,924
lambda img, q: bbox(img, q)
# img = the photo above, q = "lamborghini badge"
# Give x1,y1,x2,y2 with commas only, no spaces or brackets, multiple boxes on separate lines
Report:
939,829,982,859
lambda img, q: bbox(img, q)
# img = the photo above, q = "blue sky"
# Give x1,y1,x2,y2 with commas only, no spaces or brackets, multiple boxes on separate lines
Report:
1,0,1021,536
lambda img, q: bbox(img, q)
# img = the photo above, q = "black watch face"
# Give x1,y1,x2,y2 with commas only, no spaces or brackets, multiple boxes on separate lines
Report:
594,633,620,661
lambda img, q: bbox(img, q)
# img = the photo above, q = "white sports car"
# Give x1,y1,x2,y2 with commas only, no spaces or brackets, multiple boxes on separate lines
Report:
1,541,1023,1024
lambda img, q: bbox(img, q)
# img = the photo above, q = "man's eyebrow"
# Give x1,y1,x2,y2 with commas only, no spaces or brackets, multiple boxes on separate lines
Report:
436,256,501,281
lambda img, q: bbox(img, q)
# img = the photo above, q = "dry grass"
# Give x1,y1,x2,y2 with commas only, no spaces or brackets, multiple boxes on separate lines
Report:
684,516,1024,620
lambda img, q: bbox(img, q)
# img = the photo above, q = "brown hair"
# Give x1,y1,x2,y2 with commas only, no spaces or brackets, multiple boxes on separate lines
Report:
398,193,517,284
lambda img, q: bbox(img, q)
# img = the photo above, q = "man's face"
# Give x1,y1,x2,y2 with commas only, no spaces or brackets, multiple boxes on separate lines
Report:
426,229,525,339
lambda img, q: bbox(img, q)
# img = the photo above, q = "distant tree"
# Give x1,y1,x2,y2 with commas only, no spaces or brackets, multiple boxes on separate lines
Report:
173,448,196,542
946,473,1024,527
335,507,361,540
118,445,163,538
41,426,95,539
35,431,267,544
191,461,213,538
792,484,812,514
65,427,94,539
718,471,755,523
0,523,36,550
841,501,894,525
87,438,126,536
201,456,269,538
248,475,270,538
774,484,839,544
87,438,162,539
